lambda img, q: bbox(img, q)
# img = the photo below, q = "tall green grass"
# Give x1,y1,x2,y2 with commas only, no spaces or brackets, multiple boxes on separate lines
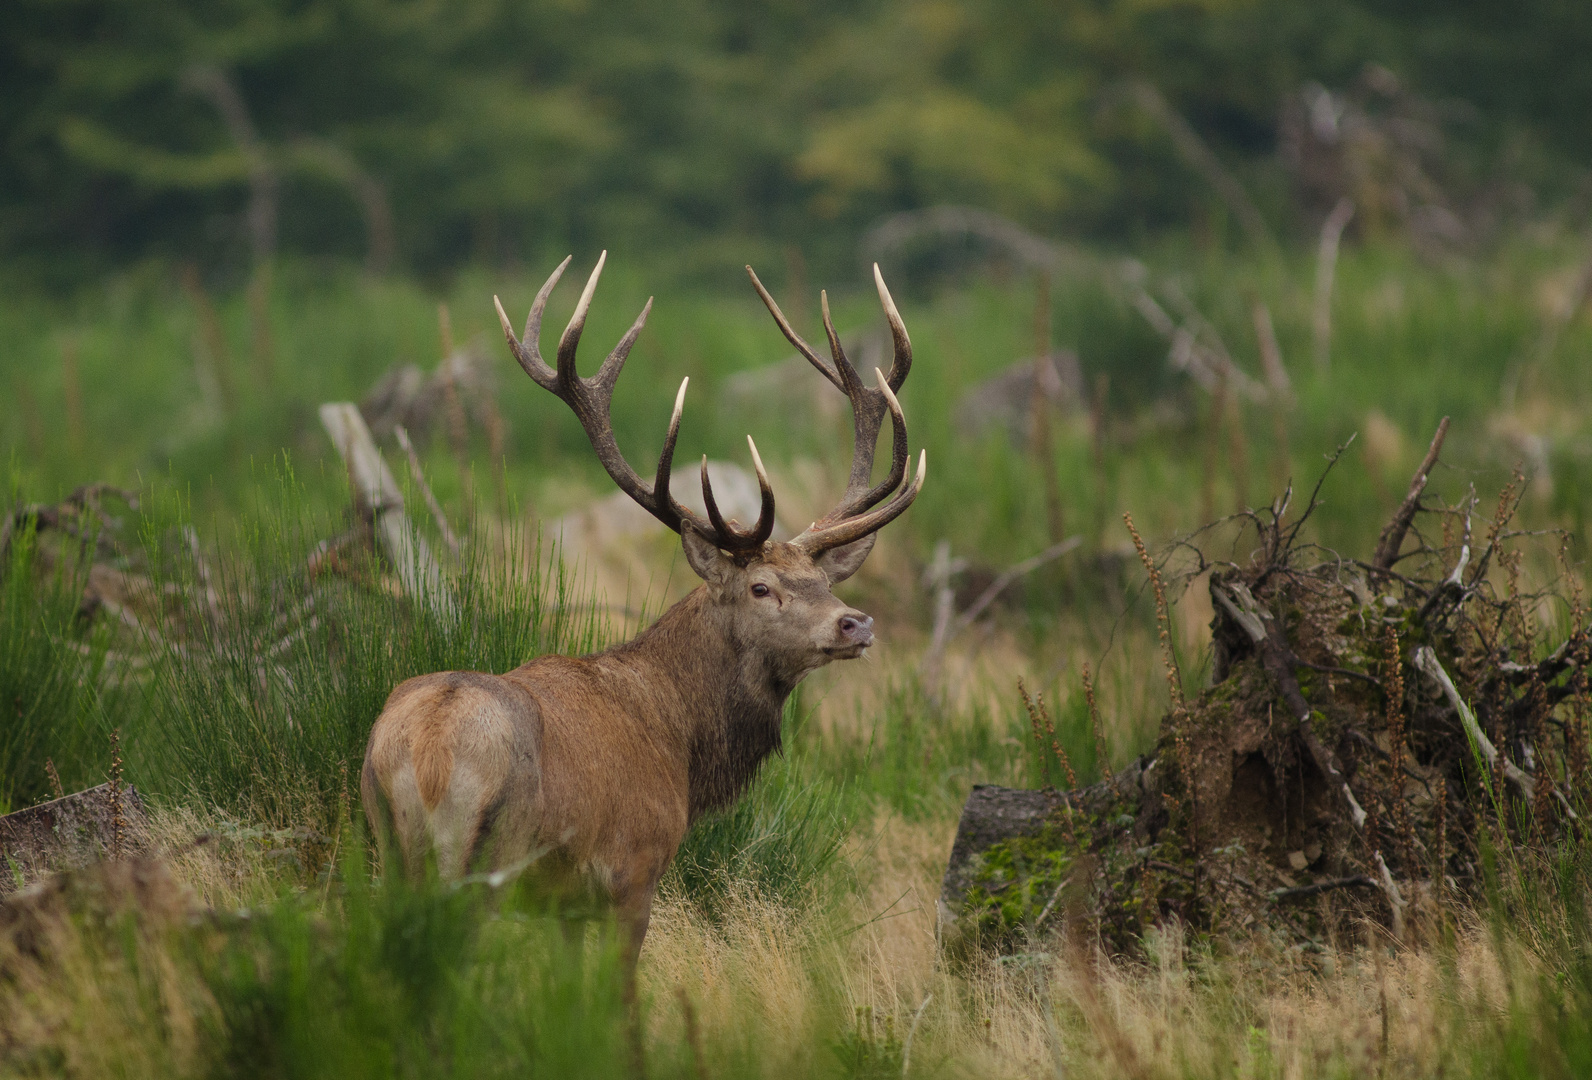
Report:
6,240,1589,575
0,514,115,812
121,472,602,828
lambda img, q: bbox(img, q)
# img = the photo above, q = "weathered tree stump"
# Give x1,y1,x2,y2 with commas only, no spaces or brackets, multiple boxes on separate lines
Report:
938,759,1152,946
0,784,149,891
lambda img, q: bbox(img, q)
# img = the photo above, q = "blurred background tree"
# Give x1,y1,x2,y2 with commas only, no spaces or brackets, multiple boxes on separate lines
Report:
1,0,1587,287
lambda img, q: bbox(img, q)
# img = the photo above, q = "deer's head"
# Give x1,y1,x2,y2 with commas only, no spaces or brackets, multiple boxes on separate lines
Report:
495,254,925,680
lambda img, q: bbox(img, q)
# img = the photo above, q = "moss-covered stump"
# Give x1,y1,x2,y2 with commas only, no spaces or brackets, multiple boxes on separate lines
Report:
942,439,1592,957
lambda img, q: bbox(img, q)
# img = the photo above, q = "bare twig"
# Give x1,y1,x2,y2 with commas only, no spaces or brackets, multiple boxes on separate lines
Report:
951,537,1081,636
920,538,1079,685
917,540,964,693
1413,645,1577,820
1372,416,1449,570
1374,851,1407,942
394,425,463,559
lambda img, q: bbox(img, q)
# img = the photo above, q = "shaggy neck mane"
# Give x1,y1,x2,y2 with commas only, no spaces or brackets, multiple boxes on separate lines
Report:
610,588,790,820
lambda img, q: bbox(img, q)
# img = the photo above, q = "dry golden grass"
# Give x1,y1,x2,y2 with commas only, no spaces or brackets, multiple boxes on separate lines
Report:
644,795,1527,1078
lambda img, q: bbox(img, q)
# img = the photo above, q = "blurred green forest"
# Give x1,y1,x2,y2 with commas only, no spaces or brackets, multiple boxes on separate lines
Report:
5,0,1591,287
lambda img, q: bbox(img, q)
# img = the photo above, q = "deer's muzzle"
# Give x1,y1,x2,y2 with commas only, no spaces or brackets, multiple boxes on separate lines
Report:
833,613,874,655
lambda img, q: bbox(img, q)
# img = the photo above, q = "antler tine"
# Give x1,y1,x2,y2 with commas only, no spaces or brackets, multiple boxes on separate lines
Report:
499,254,729,540
700,456,732,540
745,265,844,392
857,366,909,509
528,256,573,349
819,290,866,398
652,378,695,527
494,254,572,392
594,295,653,393
698,438,776,551
794,450,926,555
557,250,607,392
873,263,912,391
744,436,776,545
745,264,919,539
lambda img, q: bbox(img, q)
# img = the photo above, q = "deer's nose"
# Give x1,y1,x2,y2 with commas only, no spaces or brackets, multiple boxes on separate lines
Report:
837,614,874,646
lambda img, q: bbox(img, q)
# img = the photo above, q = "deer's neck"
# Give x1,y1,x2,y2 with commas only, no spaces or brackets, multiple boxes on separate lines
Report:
612,588,790,820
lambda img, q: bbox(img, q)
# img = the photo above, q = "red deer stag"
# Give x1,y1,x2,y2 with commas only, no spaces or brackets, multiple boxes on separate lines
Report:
361,253,924,965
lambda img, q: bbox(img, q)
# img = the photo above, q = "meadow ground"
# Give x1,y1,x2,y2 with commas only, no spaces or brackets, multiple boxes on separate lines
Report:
4,235,1592,1076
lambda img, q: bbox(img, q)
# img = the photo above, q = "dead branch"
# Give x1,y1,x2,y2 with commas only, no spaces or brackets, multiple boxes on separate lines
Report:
1413,645,1577,821
1372,417,1450,570
1268,875,1379,902
1212,578,1367,828
1126,81,1273,249
952,537,1081,636
394,425,463,559
320,403,453,617
919,537,1081,688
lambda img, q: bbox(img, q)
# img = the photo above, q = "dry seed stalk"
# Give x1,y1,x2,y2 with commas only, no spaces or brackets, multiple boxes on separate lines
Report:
1383,626,1418,872
107,727,125,860
1363,791,1381,862
1129,507,1197,854
1019,678,1078,844
1124,512,1183,708
1019,679,1077,790
44,758,64,801
1529,678,1555,833
1082,661,1112,783
1019,677,1052,790
1486,468,1522,553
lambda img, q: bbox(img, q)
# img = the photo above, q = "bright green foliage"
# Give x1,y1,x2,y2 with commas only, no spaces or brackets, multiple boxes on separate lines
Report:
961,827,1078,942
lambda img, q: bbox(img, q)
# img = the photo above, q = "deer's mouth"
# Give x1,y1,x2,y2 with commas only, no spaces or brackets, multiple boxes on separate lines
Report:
824,643,869,660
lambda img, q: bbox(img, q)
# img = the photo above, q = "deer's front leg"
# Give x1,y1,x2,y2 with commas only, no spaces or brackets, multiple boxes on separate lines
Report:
611,863,663,980
610,866,663,1080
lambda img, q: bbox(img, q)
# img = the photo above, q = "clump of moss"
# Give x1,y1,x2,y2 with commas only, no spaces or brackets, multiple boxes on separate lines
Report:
961,828,1076,943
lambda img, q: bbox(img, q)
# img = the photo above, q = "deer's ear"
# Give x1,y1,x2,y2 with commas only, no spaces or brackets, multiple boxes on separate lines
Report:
814,534,876,584
681,526,736,586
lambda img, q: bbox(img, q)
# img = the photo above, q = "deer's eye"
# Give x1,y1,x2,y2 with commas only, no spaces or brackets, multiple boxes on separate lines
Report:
751,583,771,598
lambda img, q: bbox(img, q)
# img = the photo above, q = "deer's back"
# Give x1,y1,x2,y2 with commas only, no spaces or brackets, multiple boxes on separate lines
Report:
363,655,690,884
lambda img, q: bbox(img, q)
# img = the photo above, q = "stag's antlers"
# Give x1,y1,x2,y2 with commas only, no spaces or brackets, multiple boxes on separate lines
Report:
745,263,925,554
495,254,923,556
494,252,774,552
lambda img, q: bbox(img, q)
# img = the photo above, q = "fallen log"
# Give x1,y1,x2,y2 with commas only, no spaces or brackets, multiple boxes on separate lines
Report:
320,402,453,618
